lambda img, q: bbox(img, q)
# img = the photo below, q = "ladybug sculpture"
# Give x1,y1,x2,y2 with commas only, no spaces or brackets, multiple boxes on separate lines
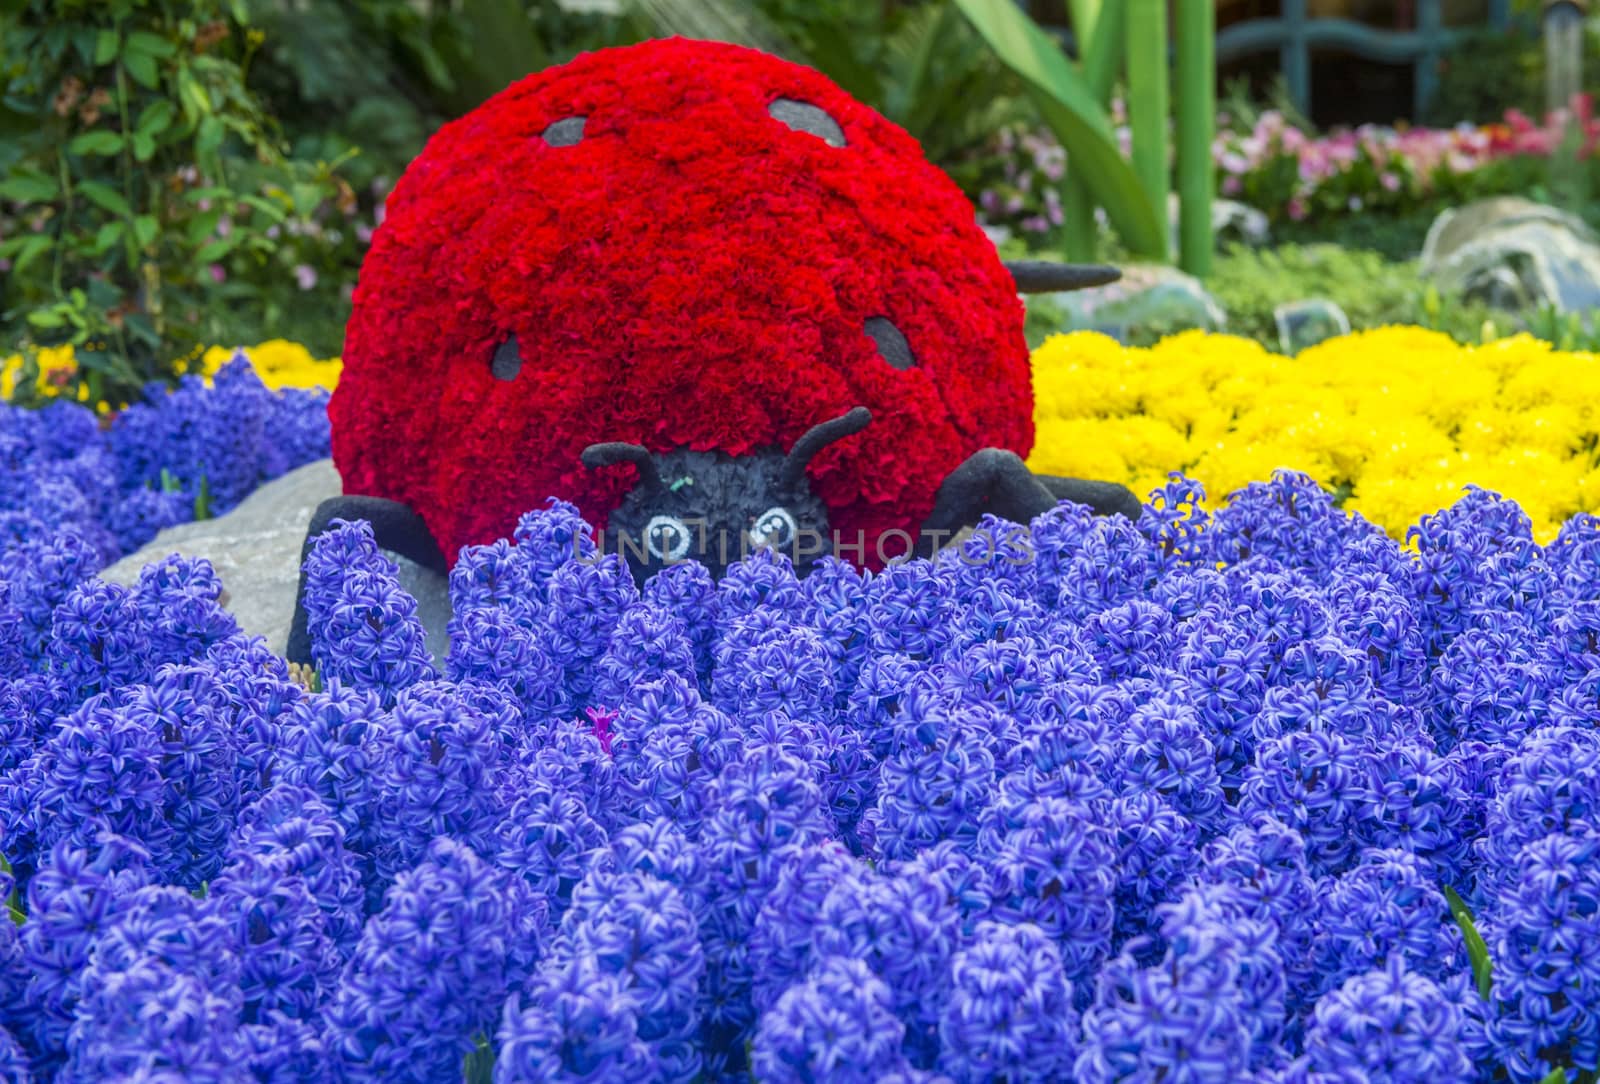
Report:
287,38,1136,662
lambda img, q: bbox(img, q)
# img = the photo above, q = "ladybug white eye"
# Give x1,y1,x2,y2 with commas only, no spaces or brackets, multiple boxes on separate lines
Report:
750,507,798,550
645,515,692,562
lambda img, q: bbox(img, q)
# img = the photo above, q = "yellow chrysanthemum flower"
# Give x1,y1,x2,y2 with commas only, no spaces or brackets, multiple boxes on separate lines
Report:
2,340,342,404
1029,329,1600,543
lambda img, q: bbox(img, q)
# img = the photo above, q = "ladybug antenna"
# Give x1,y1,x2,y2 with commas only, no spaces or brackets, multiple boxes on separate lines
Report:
1003,260,1121,294
581,442,665,493
781,407,872,491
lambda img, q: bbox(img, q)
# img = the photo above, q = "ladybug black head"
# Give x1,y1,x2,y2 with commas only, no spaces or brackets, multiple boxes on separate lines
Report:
582,407,871,582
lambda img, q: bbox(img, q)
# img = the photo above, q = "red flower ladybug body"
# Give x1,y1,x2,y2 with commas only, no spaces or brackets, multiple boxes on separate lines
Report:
287,35,1133,667
332,37,1040,568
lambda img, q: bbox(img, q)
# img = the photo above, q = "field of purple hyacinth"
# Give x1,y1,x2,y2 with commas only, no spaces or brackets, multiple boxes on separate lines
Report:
0,354,331,564
3,376,1600,1083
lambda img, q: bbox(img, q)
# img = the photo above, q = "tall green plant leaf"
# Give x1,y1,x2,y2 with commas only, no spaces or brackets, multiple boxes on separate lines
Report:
1067,0,1102,42
1124,0,1169,220
1443,885,1494,1001
951,0,1165,259
1081,0,1126,104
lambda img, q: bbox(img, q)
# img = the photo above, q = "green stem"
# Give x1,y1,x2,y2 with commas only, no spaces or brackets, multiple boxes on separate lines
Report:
1174,0,1214,276
53,139,72,299
1061,174,1096,260
1125,0,1170,260
114,59,140,271
1065,0,1124,261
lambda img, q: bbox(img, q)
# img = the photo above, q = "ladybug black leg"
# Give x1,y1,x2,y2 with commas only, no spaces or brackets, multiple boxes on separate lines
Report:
285,495,447,666
917,448,1140,557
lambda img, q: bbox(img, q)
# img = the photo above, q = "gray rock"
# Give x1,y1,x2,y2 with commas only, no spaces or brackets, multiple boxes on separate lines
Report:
1274,299,1352,355
100,459,453,663
1042,263,1227,341
1420,197,1600,313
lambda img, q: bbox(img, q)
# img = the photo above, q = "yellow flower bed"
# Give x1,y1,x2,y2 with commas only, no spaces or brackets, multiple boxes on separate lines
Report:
1029,327,1600,543
1,340,341,403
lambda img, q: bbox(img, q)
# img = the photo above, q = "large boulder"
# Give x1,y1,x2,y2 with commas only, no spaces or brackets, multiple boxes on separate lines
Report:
100,458,453,663
1420,196,1600,313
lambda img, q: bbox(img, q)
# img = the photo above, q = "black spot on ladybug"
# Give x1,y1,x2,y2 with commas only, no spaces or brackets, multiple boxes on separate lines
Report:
491,334,523,381
864,317,914,371
768,98,846,147
542,117,586,147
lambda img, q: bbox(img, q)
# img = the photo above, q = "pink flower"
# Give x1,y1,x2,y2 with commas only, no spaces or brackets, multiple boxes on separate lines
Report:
1288,197,1308,221
208,264,226,283
293,264,318,291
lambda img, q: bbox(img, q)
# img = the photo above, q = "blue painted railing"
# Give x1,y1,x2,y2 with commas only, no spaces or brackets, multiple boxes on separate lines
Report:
1214,0,1513,119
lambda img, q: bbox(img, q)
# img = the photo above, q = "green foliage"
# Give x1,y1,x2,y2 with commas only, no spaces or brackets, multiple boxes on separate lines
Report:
872,2,1032,171
950,0,1166,259
1217,73,1312,136
0,0,367,404
461,1034,494,1084
1442,885,1493,1001
1272,208,1439,262
1204,244,1498,348
0,853,23,926
1523,302,1600,352
1426,26,1543,127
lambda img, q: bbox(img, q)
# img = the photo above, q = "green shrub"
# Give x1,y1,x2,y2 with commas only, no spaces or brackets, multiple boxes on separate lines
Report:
0,0,368,404
1205,243,1497,348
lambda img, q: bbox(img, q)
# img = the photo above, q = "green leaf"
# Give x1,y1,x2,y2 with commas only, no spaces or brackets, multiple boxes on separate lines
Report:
462,1034,494,1084
68,130,124,156
0,171,58,203
124,49,160,89
195,236,239,263
26,309,66,330
186,207,223,245
177,69,210,119
194,475,211,521
136,99,176,138
71,27,97,67
3,235,52,277
93,220,125,255
1443,886,1494,1001
77,180,133,218
237,194,287,222
1541,1070,1568,1084
288,182,327,216
0,854,24,925
133,214,159,248
196,115,224,158
131,131,156,161
949,0,1166,259
125,30,177,59
1067,0,1102,41
94,28,119,65
1081,0,1126,103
